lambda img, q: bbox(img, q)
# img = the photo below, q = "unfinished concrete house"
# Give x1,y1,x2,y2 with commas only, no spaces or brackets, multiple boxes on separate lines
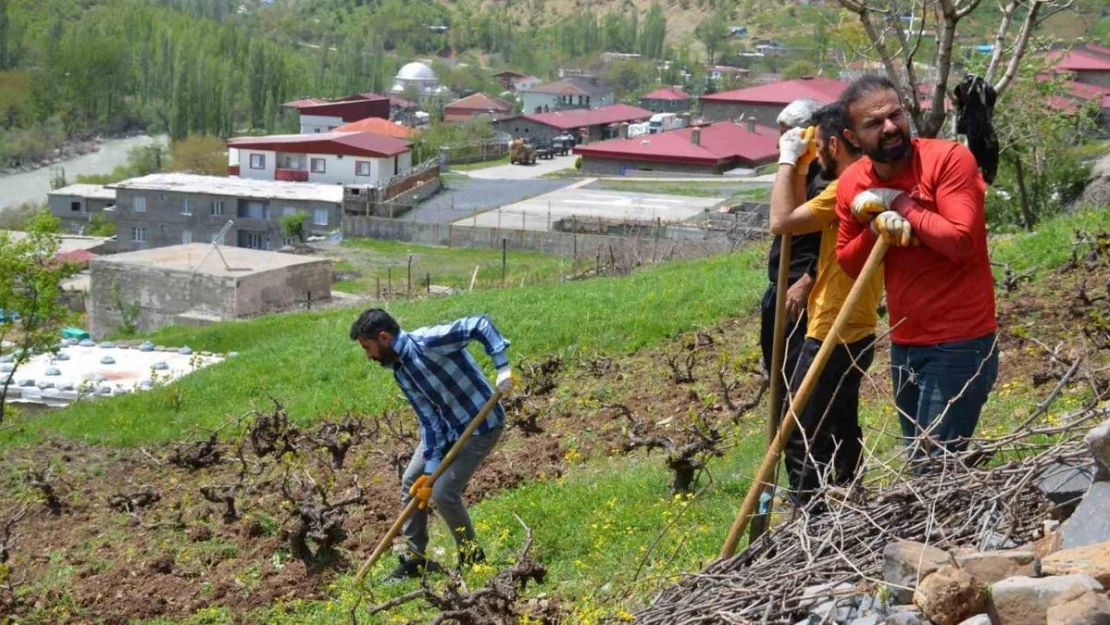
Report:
88,243,332,336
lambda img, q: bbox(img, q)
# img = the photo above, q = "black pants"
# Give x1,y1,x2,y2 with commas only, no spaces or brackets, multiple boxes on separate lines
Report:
760,282,810,420
783,335,875,500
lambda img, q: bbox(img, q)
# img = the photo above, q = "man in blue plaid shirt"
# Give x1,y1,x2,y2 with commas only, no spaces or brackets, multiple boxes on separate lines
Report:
350,308,516,581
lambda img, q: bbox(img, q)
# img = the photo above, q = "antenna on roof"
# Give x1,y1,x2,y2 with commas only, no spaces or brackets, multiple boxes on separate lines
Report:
192,219,250,273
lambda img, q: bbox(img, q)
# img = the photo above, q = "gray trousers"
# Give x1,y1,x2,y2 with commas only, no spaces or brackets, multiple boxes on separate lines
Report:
400,426,502,559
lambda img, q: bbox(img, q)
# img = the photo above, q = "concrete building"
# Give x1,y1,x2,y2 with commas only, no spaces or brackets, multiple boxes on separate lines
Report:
491,70,541,92
640,87,693,114
390,62,451,104
281,93,391,134
521,77,614,114
444,92,516,122
227,131,412,187
700,77,847,125
88,243,332,336
492,104,653,144
573,120,779,176
106,174,347,253
47,184,117,234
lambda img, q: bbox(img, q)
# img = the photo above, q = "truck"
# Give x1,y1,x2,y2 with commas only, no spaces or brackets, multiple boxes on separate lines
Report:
648,113,685,134
551,134,575,155
509,138,537,165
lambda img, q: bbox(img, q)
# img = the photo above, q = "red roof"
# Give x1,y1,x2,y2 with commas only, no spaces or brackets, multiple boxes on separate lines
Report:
1085,43,1110,58
390,96,417,109
55,249,95,265
338,92,390,103
573,121,779,167
445,92,515,113
1053,49,1110,73
642,87,691,101
282,98,325,109
228,131,411,158
701,77,847,105
519,104,654,130
1062,80,1106,100
332,117,417,139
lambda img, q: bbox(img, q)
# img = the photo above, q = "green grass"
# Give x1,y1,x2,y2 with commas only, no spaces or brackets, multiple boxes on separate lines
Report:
989,208,1110,274
332,238,569,295
2,249,767,447
447,154,511,172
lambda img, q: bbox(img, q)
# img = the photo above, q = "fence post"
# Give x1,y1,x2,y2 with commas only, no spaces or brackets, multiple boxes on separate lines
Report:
596,247,601,277
426,272,431,294
547,201,552,231
387,267,392,301
407,255,413,298
376,276,381,299
501,238,507,287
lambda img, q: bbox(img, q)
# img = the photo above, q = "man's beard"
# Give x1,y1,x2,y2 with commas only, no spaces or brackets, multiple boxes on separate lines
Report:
867,128,910,163
819,146,838,180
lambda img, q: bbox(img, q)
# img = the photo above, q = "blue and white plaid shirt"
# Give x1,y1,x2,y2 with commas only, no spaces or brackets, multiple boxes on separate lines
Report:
385,315,510,473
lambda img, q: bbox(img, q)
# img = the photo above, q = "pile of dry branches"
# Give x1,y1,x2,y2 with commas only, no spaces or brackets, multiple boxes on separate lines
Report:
635,404,1108,625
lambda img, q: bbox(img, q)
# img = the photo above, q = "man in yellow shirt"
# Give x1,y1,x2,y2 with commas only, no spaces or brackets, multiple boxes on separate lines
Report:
769,102,884,505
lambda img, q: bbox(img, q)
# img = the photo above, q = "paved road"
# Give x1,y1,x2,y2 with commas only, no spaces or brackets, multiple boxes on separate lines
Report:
462,153,577,180
407,175,573,225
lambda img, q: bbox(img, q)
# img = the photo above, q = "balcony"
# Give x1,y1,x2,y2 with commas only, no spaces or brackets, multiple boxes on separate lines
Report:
275,168,309,182
228,165,240,176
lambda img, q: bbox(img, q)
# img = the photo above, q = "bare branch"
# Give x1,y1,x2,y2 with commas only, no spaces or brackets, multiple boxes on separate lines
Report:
992,0,1045,95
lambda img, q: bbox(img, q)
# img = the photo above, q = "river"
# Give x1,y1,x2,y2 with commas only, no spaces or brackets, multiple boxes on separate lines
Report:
0,134,167,211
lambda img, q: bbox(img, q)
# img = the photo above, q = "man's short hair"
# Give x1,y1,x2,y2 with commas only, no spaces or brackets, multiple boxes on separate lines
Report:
776,99,824,129
349,308,400,341
840,75,899,112
812,102,858,154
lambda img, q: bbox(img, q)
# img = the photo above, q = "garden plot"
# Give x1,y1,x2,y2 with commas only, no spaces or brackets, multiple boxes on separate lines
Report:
2,340,225,406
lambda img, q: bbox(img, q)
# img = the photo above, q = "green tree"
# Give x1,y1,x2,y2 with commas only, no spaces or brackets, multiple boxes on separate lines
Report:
169,135,227,175
782,60,819,80
87,213,116,237
0,211,77,424
695,13,729,64
281,210,306,243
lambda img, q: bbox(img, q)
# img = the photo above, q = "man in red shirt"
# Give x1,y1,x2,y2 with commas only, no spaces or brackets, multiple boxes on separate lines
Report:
834,75,998,460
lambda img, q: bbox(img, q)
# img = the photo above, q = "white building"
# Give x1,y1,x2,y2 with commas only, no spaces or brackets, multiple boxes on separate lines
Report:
227,131,413,187
390,62,451,104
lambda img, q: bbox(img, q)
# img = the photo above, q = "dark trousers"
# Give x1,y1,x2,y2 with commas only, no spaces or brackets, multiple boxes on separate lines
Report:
891,333,999,459
783,335,875,499
760,282,810,420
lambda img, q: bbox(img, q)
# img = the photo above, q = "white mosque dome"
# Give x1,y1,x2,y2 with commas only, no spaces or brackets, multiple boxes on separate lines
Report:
397,62,438,82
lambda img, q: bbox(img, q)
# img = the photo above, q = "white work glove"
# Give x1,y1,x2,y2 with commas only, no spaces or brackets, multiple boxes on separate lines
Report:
851,188,905,222
871,211,918,247
496,366,517,395
778,127,816,167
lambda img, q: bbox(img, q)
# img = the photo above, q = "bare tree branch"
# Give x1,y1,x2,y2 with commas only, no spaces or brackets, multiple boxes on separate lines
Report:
992,0,1045,95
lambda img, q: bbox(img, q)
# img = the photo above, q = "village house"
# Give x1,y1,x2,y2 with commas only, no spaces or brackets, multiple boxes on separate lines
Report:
106,174,348,253
639,87,693,114
521,77,614,114
281,93,391,134
443,92,516,122
492,104,653,144
227,131,412,188
491,70,542,92
573,120,779,176
700,77,847,125
47,184,118,235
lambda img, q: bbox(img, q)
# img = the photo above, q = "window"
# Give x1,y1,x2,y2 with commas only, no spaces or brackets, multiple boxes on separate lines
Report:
282,236,296,247
70,224,83,234
131,226,147,243
310,158,326,174
239,202,269,220
313,208,328,226
238,231,268,250
182,199,192,216
356,161,372,176
182,230,192,244
70,201,82,213
133,197,147,212
282,207,297,217
249,153,266,169
211,200,224,216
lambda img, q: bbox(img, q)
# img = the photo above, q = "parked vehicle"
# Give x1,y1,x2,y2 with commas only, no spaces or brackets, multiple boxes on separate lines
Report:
551,134,574,155
648,113,685,134
510,138,537,165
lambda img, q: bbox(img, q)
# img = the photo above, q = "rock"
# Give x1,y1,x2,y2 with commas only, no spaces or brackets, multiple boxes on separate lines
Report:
178,346,192,355
1087,419,1110,481
78,339,95,347
957,550,1037,584
848,615,882,625
152,361,169,371
884,540,953,604
99,341,115,349
1046,590,1110,625
959,615,991,625
1035,461,1095,514
139,341,154,352
1028,531,1064,559
980,531,1020,551
886,608,928,625
1059,482,1110,549
989,575,1104,625
100,356,115,365
44,367,61,376
1042,541,1110,586
0,364,11,372
914,565,988,625
55,352,69,361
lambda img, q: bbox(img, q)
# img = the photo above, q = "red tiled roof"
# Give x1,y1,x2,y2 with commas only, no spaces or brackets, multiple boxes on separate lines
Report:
1063,80,1107,100
1047,95,1080,113
445,92,515,112
228,131,411,158
332,117,418,139
525,77,612,97
700,77,847,105
1053,49,1110,72
573,121,779,167
520,104,654,130
642,87,691,101
1083,43,1110,58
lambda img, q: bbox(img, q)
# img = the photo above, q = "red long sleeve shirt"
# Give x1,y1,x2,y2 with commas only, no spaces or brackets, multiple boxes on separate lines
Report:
835,138,996,346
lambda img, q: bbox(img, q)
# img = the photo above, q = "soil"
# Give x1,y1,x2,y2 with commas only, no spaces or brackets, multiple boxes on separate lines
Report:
0,228,1106,624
